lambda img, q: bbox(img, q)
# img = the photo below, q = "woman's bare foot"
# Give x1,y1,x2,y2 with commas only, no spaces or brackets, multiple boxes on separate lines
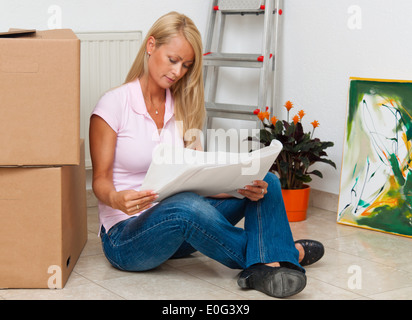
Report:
264,243,305,267
295,242,305,263
264,262,280,267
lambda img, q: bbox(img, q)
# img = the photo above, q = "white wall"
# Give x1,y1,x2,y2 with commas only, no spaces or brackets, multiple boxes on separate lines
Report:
0,0,210,36
278,0,412,194
2,0,412,195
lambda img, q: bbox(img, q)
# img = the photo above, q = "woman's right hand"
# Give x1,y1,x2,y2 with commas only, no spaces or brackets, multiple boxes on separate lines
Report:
110,189,159,215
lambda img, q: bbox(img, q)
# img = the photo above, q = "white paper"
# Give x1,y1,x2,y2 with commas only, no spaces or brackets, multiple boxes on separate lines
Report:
141,140,283,201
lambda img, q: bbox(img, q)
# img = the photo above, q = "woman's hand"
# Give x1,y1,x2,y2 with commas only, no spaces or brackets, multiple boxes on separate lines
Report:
237,180,268,202
110,189,159,215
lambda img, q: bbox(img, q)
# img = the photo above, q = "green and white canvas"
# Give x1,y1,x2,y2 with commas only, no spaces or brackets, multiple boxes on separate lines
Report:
338,78,412,237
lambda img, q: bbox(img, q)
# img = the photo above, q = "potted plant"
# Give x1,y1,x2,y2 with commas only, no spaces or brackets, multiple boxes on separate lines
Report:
251,101,336,221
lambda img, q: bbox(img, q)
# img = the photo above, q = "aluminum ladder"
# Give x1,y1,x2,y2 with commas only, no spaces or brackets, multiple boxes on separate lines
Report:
203,0,283,148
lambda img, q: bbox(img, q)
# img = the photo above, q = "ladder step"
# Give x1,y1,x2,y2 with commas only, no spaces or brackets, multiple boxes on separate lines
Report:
219,10,265,15
214,5,265,15
206,102,257,120
203,53,272,68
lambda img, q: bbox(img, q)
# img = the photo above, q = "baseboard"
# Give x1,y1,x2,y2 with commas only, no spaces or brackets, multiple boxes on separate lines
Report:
309,188,339,212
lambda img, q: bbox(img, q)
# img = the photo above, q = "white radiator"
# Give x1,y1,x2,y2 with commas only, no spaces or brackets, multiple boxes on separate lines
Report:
76,31,142,169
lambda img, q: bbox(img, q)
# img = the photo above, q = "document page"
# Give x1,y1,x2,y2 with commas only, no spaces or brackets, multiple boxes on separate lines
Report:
141,140,283,201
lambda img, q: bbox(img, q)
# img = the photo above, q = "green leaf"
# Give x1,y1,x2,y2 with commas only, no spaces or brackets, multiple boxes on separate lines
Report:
316,158,337,169
301,156,310,169
274,120,284,135
296,175,312,183
307,170,323,178
259,128,272,145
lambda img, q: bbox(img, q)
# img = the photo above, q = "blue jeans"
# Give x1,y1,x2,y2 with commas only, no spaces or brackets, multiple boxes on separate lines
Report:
100,173,303,272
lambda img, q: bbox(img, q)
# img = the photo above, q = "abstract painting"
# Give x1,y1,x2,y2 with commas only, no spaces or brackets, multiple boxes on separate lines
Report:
338,78,412,237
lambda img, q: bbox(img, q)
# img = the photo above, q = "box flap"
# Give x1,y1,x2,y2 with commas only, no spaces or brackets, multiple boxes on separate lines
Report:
0,29,36,38
0,29,78,40
35,29,78,40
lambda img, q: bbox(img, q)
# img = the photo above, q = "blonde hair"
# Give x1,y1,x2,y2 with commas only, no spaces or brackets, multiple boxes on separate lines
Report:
125,11,205,147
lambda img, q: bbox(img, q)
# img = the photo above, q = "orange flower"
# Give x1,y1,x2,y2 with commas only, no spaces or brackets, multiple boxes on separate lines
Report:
298,110,305,119
257,111,270,121
271,116,278,126
284,101,294,111
311,120,320,128
292,115,300,125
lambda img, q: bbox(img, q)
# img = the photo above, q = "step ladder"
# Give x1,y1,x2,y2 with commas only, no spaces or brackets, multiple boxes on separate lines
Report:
203,0,283,148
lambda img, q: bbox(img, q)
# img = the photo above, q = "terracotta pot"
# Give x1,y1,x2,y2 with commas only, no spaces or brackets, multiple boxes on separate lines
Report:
281,185,310,222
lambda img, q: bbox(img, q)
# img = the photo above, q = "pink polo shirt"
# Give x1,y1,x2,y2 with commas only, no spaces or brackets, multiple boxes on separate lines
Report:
92,78,184,232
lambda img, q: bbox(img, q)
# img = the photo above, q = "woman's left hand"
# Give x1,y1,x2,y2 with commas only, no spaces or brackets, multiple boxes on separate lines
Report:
237,180,268,201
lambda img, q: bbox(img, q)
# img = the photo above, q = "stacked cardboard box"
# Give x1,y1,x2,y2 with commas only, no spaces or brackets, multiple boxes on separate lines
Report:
0,29,87,288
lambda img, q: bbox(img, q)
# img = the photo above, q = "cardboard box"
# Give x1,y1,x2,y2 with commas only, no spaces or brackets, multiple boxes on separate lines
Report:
0,141,87,288
0,29,80,166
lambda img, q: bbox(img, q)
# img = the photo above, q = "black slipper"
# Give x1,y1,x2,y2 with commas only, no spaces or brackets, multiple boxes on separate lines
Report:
237,264,306,298
295,239,325,266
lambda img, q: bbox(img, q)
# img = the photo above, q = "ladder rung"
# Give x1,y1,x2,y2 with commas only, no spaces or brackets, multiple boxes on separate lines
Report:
206,102,256,117
213,5,265,15
203,53,271,68
207,111,258,121
220,10,264,15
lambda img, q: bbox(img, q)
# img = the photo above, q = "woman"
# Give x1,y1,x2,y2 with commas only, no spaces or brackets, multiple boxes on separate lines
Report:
90,11,324,298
